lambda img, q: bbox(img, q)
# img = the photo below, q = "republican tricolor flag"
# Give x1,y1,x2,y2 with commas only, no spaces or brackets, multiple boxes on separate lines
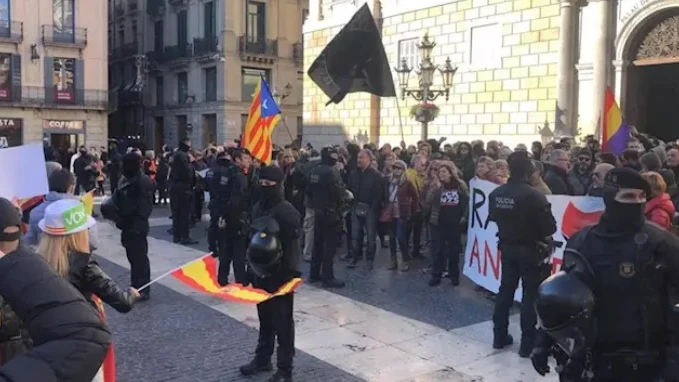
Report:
241,77,281,165
601,87,631,155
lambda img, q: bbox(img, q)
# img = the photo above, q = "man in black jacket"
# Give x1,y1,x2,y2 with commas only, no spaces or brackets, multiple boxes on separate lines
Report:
489,151,557,357
206,151,231,255
347,149,383,270
543,149,573,195
0,197,111,381
115,153,155,300
107,142,122,193
73,146,94,195
169,138,197,244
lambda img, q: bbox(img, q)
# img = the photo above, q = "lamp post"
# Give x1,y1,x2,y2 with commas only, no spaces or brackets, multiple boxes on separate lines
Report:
394,33,457,141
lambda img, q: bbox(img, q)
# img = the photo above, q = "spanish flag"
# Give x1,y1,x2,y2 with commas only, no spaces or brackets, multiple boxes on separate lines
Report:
172,254,302,304
601,87,631,155
241,77,281,165
92,295,116,382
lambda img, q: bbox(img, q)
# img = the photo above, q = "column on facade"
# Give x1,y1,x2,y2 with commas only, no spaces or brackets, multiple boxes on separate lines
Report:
556,0,577,136
591,0,612,136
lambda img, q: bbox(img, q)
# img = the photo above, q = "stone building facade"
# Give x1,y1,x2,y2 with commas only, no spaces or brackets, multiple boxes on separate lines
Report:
303,0,679,147
0,0,109,150
111,0,308,153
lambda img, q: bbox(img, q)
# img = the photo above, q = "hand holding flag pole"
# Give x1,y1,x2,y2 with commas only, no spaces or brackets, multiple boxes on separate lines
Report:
136,253,214,292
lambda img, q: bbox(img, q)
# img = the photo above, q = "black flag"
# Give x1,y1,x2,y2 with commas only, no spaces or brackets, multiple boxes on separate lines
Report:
307,3,396,105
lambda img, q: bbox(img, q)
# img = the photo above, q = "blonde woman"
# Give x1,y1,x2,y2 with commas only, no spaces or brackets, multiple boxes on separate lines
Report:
38,199,139,381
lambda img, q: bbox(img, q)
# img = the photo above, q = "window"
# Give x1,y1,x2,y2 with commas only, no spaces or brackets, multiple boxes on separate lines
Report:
53,0,75,37
470,23,501,68
131,20,138,44
177,9,188,46
241,113,249,133
204,1,216,38
204,67,217,102
246,1,265,43
153,20,164,52
53,57,76,103
0,0,10,38
241,67,270,102
177,72,187,104
155,76,164,106
398,38,418,72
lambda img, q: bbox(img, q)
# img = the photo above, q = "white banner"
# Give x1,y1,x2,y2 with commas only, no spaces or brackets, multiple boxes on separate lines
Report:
463,178,605,302
0,144,48,200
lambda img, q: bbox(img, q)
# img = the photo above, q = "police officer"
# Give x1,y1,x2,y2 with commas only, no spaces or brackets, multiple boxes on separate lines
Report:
205,151,231,255
531,167,679,381
217,148,252,286
240,166,300,382
169,138,197,244
306,146,345,288
488,150,557,356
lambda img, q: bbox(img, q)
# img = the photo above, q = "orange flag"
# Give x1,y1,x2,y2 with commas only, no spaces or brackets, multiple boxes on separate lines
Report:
171,254,302,304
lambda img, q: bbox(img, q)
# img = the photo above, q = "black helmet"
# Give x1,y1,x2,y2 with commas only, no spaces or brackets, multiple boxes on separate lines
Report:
247,231,282,278
250,216,280,236
536,270,596,357
100,196,118,222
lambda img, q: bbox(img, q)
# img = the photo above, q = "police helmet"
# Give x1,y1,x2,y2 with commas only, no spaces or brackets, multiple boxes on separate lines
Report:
536,270,596,357
250,216,280,236
100,196,118,222
247,231,282,278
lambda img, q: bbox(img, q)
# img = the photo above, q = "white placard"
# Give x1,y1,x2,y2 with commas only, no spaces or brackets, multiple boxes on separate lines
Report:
0,144,49,200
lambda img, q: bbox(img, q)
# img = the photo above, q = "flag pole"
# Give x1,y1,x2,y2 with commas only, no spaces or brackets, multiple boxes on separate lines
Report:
137,253,212,292
394,96,406,143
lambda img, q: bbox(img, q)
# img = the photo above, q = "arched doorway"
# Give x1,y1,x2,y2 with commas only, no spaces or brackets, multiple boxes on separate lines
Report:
624,10,679,141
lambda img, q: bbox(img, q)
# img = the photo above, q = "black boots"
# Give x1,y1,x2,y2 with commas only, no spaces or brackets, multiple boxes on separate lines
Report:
239,359,273,376
268,370,293,382
493,333,514,349
519,333,536,358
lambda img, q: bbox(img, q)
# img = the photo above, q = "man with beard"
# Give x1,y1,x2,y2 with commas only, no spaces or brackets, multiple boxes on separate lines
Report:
169,138,197,244
567,148,594,196
240,166,301,382
544,149,573,195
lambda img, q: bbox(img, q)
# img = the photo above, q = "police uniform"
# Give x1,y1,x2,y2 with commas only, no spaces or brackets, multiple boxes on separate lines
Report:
306,147,346,288
532,168,679,381
205,152,231,255
488,151,557,356
240,166,301,382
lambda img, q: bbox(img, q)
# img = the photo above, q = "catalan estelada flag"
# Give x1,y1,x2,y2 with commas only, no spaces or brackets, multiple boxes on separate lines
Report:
171,254,302,304
242,77,281,165
602,87,631,155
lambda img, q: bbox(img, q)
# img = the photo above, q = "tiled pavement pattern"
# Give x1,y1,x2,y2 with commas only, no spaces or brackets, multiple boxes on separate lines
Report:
94,205,558,381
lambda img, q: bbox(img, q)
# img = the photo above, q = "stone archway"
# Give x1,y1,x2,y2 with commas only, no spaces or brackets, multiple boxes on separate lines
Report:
634,15,679,66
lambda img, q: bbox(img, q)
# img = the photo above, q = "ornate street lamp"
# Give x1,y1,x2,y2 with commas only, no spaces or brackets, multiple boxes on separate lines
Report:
394,33,458,141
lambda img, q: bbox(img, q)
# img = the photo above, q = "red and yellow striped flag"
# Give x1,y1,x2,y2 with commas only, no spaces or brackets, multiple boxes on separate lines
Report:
171,254,302,304
241,77,281,165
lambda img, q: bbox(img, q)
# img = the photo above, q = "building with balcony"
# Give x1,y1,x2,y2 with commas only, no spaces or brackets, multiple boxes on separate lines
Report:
0,0,109,150
115,0,308,153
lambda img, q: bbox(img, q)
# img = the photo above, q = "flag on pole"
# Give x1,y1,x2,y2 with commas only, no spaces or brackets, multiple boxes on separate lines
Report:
601,87,631,155
171,254,302,304
80,190,95,216
92,295,116,382
241,77,281,165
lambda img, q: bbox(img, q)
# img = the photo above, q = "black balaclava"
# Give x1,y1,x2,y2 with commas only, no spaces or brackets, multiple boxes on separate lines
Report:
507,151,534,183
600,168,650,233
0,198,21,242
258,166,284,209
121,152,142,178
321,146,338,166
178,140,191,152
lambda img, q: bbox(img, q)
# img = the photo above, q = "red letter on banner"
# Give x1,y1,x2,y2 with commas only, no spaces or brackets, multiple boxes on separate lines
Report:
483,241,500,280
469,236,482,273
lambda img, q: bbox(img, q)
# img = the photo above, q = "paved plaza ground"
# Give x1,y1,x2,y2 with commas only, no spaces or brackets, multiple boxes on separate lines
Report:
93,203,558,381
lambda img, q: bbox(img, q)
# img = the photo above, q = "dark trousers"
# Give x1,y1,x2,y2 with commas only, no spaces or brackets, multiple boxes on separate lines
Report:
310,210,337,282
218,237,247,285
408,212,424,257
170,188,192,241
207,211,219,253
255,293,295,374
110,173,120,194
75,178,94,196
192,189,204,221
493,246,550,340
430,222,462,280
350,209,377,262
121,230,150,293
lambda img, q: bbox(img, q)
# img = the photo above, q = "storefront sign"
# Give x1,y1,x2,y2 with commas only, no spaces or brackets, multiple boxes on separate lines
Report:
43,120,84,130
0,118,22,148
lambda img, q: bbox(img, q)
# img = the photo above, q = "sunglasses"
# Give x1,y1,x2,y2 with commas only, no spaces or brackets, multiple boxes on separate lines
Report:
578,157,591,162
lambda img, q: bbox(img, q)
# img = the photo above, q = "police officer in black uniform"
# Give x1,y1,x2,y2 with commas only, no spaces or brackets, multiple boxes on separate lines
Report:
488,150,557,356
169,138,198,244
239,166,301,382
217,148,252,286
205,151,231,256
531,167,679,381
306,146,345,288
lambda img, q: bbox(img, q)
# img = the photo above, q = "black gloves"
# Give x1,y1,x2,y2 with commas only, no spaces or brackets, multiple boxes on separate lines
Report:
530,347,551,376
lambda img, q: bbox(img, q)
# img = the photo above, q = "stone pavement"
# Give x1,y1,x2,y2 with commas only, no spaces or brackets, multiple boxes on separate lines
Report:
94,205,559,382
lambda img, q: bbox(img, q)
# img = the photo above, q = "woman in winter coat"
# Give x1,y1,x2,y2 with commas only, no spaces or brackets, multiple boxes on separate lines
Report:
37,199,140,380
382,160,419,271
474,156,496,182
427,162,468,286
641,171,676,230
454,142,475,184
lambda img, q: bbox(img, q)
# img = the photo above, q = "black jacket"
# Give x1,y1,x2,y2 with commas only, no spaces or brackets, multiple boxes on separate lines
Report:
224,165,251,237
0,247,111,382
67,252,136,313
543,165,573,195
206,160,231,212
114,174,154,235
73,154,95,181
169,150,193,189
0,296,31,366
488,178,557,246
347,167,384,210
306,163,345,210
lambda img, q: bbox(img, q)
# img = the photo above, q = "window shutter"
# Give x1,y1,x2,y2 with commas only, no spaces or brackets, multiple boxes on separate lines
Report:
44,57,54,104
75,59,84,105
10,55,21,102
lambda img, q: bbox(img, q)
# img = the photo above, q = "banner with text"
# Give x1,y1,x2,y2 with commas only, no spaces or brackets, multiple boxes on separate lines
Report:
463,178,605,302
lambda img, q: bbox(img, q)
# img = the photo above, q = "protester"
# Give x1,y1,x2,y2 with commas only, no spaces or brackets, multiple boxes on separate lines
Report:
588,163,615,196
544,149,572,195
641,171,675,230
529,160,551,194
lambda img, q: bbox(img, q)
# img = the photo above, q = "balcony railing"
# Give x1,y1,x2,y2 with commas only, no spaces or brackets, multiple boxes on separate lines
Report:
42,25,87,48
0,21,23,43
110,42,140,60
146,0,165,16
293,42,303,66
193,36,218,57
0,86,108,110
239,36,278,56
160,43,193,63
